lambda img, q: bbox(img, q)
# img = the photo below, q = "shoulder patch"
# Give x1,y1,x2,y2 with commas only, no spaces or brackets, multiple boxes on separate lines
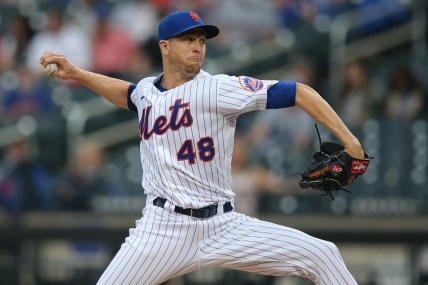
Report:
239,76,264,92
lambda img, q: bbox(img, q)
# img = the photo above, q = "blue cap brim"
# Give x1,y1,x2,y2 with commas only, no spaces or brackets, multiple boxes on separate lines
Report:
165,24,219,40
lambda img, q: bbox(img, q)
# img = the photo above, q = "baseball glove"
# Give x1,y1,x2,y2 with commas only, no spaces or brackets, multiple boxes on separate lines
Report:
295,126,372,199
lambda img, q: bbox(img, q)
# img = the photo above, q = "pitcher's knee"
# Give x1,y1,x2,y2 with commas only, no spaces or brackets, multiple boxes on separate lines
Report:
315,240,346,268
325,241,341,257
322,241,342,261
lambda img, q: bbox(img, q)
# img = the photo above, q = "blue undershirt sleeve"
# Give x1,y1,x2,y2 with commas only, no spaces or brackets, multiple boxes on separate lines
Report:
127,83,137,112
266,81,296,109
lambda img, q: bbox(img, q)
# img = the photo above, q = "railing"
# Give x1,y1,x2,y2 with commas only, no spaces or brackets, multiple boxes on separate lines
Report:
328,0,426,94
0,116,37,147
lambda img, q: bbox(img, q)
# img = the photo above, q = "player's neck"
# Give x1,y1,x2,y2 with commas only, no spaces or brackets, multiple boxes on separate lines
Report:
162,69,199,89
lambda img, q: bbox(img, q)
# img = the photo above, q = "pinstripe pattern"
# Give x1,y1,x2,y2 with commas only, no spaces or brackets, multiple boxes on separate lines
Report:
199,213,356,284
97,70,358,284
98,197,357,285
130,71,276,209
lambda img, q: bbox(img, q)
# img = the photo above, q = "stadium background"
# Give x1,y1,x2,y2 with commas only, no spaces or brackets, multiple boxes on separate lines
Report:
0,0,427,284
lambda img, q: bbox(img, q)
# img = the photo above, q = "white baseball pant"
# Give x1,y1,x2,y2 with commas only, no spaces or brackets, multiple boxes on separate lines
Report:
97,197,357,285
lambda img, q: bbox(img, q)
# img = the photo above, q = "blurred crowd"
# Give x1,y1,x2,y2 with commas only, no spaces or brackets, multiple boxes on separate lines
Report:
0,0,426,220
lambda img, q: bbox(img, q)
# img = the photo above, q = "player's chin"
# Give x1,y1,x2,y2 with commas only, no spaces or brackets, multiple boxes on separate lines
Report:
185,63,202,75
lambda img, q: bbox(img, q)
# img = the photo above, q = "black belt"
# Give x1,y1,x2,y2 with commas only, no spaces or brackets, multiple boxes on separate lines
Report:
153,197,233,218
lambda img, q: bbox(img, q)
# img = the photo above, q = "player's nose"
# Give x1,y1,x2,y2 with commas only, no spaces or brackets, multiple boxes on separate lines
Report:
191,41,203,53
192,45,201,53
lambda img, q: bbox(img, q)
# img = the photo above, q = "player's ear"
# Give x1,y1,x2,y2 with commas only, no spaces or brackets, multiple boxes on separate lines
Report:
159,40,169,55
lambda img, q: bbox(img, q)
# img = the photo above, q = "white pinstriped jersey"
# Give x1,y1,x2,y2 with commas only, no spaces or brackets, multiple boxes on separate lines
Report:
100,70,358,285
130,70,277,209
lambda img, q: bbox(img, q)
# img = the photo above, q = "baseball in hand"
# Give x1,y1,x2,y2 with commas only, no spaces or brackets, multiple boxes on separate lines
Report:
39,63,58,75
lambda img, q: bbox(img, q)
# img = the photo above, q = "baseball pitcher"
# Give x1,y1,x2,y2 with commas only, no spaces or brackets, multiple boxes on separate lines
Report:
40,10,370,285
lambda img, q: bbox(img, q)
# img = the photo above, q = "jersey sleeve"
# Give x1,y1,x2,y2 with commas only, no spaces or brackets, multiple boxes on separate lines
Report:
266,80,296,109
217,75,276,119
128,77,156,113
128,83,138,112
217,75,296,119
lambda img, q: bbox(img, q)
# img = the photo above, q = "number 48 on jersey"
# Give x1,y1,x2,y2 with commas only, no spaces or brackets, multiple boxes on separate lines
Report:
177,137,215,165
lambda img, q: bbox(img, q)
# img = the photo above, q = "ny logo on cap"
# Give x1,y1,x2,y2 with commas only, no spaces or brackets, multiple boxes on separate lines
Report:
189,11,200,22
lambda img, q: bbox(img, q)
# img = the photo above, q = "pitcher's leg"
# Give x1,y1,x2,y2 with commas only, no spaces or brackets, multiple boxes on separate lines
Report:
199,213,357,285
97,206,199,285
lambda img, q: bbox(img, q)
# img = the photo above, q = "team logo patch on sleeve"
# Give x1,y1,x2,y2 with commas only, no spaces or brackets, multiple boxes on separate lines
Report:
239,76,264,92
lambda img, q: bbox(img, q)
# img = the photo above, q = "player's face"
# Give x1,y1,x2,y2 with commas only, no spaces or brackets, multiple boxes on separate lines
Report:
167,29,207,75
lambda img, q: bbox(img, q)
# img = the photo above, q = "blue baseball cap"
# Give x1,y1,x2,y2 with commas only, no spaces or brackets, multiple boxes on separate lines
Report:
158,10,219,41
